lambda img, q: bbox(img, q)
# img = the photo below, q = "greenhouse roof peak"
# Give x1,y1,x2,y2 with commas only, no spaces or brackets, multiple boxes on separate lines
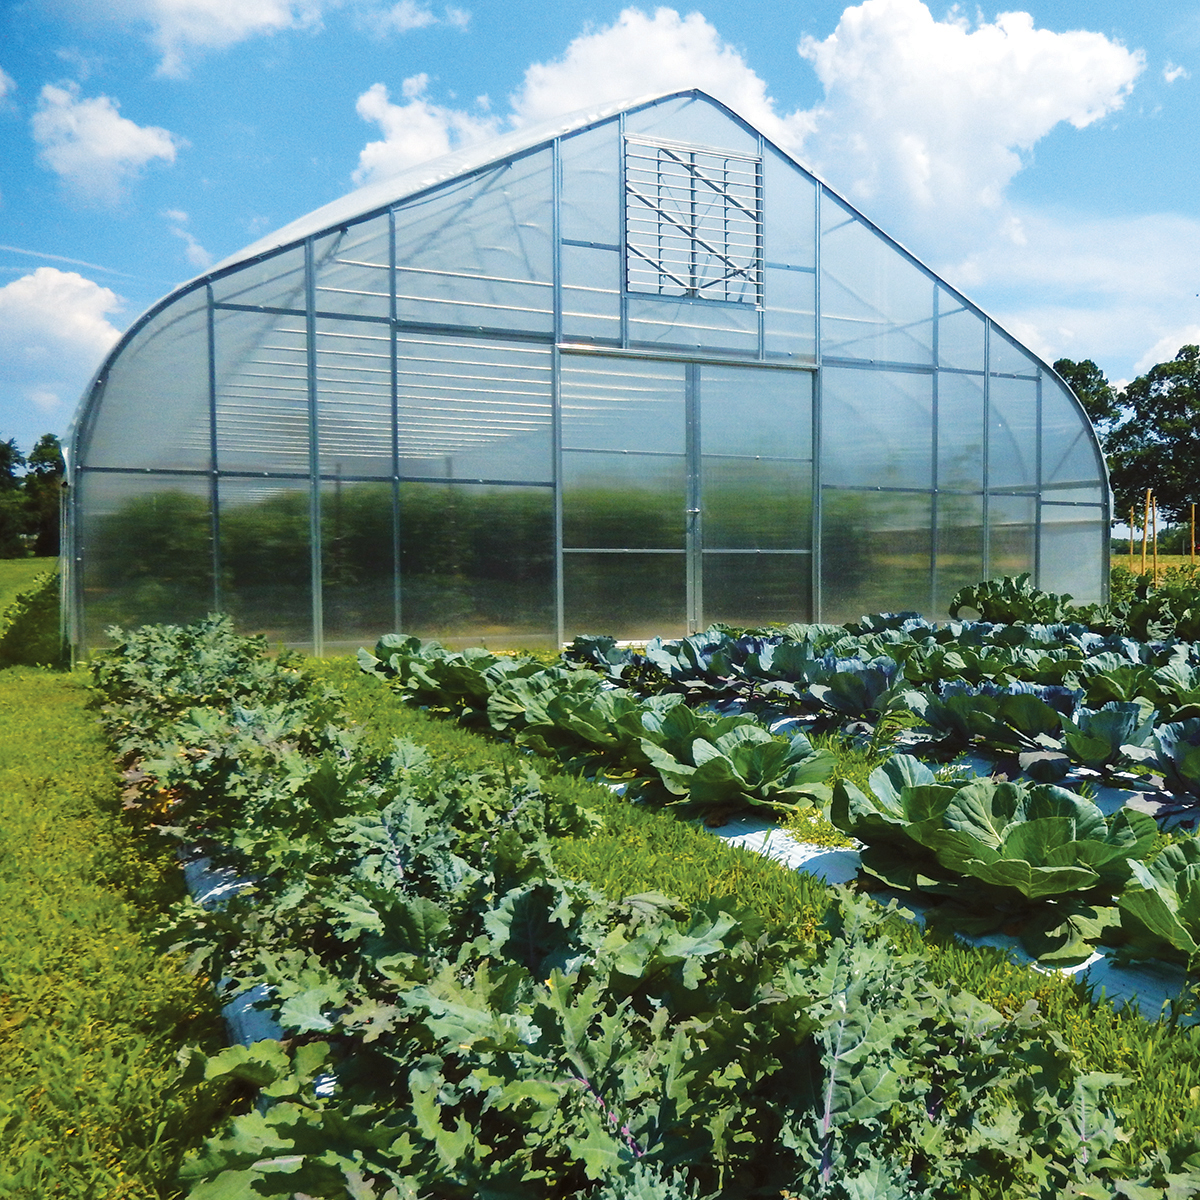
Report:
212,89,739,274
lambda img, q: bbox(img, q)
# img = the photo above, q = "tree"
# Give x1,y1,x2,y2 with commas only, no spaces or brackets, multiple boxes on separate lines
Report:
24,434,65,556
1053,358,1120,431
0,438,25,491
0,438,27,557
1105,345,1200,526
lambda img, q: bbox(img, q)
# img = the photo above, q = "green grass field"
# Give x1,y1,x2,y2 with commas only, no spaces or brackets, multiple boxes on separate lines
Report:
0,557,58,612
0,668,229,1198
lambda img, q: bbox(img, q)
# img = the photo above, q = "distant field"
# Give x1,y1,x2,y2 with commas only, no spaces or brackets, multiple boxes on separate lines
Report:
1117,553,1199,578
0,558,57,612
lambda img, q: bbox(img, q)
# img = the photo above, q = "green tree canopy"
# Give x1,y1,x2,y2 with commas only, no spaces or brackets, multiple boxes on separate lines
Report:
1053,358,1120,430
24,434,65,556
1106,345,1200,526
0,439,25,492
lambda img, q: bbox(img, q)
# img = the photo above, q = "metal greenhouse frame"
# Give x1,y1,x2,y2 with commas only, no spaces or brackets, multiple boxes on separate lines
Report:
66,89,1110,655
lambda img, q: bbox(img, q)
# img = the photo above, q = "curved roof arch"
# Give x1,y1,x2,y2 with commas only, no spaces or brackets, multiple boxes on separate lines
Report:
70,88,1102,461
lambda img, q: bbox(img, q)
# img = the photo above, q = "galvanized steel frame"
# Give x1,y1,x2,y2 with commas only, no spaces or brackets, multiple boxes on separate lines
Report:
66,94,1112,652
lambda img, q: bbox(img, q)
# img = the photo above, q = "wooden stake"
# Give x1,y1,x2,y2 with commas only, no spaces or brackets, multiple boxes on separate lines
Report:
1152,493,1159,584
1129,504,1135,571
1143,488,1151,576
1192,503,1196,567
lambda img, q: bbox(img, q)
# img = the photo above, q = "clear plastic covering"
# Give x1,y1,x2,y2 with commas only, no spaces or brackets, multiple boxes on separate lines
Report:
78,471,214,645
81,289,211,472
821,196,934,365
71,90,1108,650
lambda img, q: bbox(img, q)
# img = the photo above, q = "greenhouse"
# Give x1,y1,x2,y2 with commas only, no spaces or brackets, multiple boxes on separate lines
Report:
66,89,1110,654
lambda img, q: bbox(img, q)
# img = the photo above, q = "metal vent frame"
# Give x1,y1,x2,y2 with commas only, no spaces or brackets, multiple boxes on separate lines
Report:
624,135,763,305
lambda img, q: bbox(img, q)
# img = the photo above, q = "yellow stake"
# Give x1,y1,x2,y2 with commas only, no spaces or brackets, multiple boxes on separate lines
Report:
1143,488,1151,577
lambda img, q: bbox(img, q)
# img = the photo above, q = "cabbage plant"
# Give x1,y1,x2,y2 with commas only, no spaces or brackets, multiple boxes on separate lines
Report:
832,755,1157,963
1116,839,1200,968
1153,719,1200,803
637,722,834,819
1059,701,1156,774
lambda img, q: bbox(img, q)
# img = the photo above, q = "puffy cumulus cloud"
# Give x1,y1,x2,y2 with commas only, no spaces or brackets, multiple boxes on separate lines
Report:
937,208,1200,379
510,7,812,149
0,268,123,433
99,0,324,78
0,66,15,101
31,83,181,205
352,74,498,185
797,0,1143,241
1164,62,1190,84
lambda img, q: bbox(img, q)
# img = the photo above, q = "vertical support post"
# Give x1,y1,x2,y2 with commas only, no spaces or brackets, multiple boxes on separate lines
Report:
1128,505,1134,572
930,283,939,615
552,138,565,647
685,361,701,633
70,448,83,661
618,113,629,350
1033,369,1043,588
58,476,69,661
389,207,402,634
1192,502,1196,567
1142,488,1150,576
1152,493,1159,583
981,319,991,579
206,283,221,614
812,183,823,622
304,236,324,656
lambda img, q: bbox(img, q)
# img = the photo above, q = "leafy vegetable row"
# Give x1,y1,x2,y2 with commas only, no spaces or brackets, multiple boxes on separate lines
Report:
93,615,1200,1199
362,622,1200,810
359,634,836,824
358,628,1200,971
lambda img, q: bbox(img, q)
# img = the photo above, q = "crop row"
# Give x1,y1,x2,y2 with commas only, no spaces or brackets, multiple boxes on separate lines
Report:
92,615,1200,1199
359,592,1200,971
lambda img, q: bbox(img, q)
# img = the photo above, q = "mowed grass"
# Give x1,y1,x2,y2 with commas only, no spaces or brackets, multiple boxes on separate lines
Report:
0,668,228,1199
0,557,57,612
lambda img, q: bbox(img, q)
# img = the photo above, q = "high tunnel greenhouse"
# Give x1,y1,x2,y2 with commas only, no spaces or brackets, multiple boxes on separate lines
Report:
66,89,1110,654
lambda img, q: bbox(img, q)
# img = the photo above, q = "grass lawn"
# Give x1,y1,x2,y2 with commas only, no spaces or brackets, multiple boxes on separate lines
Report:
0,667,229,1198
0,558,58,612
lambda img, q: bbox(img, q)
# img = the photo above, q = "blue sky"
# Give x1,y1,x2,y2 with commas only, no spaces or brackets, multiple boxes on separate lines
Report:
2,0,1200,456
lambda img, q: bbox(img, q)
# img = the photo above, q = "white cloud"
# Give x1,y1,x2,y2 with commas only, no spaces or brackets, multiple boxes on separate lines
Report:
373,0,436,33
340,4,1167,378
1135,327,1200,372
163,209,213,268
103,0,461,68
0,66,15,101
99,0,324,78
30,389,62,413
937,208,1200,378
796,0,1143,243
0,268,123,431
509,6,811,150
31,83,181,204
352,74,497,185
1164,62,1190,84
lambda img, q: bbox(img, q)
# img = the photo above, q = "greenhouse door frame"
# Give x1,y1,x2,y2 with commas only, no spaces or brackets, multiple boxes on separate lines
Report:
554,344,816,643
